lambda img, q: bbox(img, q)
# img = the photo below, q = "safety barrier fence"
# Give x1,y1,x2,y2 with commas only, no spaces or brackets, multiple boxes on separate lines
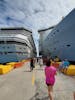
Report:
51,62,75,76
0,59,31,75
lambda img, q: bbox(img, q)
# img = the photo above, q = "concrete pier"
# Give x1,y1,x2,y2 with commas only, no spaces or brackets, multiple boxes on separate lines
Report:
0,62,75,100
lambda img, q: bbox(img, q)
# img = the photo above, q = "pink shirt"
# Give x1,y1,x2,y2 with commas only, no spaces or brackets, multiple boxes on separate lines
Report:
45,66,56,85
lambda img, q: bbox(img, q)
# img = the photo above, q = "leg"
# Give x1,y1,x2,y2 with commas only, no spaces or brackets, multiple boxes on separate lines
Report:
74,92,75,100
30,67,33,71
30,67,32,71
62,67,65,73
47,85,54,100
65,67,67,73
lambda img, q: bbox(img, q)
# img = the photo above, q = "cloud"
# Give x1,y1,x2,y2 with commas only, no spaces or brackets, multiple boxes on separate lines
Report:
0,0,75,30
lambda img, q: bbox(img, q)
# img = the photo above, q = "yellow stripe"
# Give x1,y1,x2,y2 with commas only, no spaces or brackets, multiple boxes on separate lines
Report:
32,72,35,85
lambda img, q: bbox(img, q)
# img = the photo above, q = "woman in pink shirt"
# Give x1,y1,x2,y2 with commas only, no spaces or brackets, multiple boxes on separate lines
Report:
45,59,57,100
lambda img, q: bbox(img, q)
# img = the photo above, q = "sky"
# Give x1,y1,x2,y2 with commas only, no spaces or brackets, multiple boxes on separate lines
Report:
0,0,75,56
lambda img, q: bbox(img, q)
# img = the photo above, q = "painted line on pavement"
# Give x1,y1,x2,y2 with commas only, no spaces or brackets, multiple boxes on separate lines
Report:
32,71,35,86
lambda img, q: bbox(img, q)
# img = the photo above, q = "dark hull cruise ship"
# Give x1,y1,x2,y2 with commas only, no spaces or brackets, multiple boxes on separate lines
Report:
39,9,75,62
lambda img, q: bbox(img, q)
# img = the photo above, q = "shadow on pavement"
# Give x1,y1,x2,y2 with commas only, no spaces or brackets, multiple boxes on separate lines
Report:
35,69,43,71
30,92,49,100
23,70,31,72
35,96,49,100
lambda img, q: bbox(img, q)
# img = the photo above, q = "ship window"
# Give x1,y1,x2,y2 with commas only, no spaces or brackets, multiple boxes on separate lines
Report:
57,30,59,32
0,52,3,55
0,41,5,44
8,52,13,53
7,47,9,48
3,47,5,48
47,37,49,40
54,48,56,50
51,35,53,37
6,41,28,46
4,52,7,55
66,44,71,47
53,32,55,35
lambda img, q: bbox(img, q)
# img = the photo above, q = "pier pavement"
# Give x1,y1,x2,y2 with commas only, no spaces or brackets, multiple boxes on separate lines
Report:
0,62,75,100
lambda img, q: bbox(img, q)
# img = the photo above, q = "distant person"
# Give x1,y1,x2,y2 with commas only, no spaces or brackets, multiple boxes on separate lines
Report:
54,56,60,62
45,60,57,100
50,58,54,66
62,59,70,72
37,58,39,63
59,60,64,72
43,57,47,65
38,57,43,67
52,60,59,69
33,58,36,66
30,58,35,71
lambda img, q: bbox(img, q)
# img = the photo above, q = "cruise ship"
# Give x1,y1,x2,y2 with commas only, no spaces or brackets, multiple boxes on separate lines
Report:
0,27,36,64
39,9,75,62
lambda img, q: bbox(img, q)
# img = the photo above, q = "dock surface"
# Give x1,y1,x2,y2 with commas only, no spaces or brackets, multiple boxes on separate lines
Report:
0,62,75,100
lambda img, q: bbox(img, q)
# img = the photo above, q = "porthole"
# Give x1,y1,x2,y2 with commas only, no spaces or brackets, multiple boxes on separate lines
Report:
53,32,55,34
66,44,71,47
57,30,59,32
54,48,56,50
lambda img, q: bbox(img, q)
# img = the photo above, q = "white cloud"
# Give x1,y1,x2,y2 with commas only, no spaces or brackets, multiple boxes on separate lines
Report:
0,0,75,30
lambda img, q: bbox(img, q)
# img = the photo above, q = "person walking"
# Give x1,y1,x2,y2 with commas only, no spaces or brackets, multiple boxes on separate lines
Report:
30,58,35,71
61,59,70,73
45,59,57,100
39,57,43,67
